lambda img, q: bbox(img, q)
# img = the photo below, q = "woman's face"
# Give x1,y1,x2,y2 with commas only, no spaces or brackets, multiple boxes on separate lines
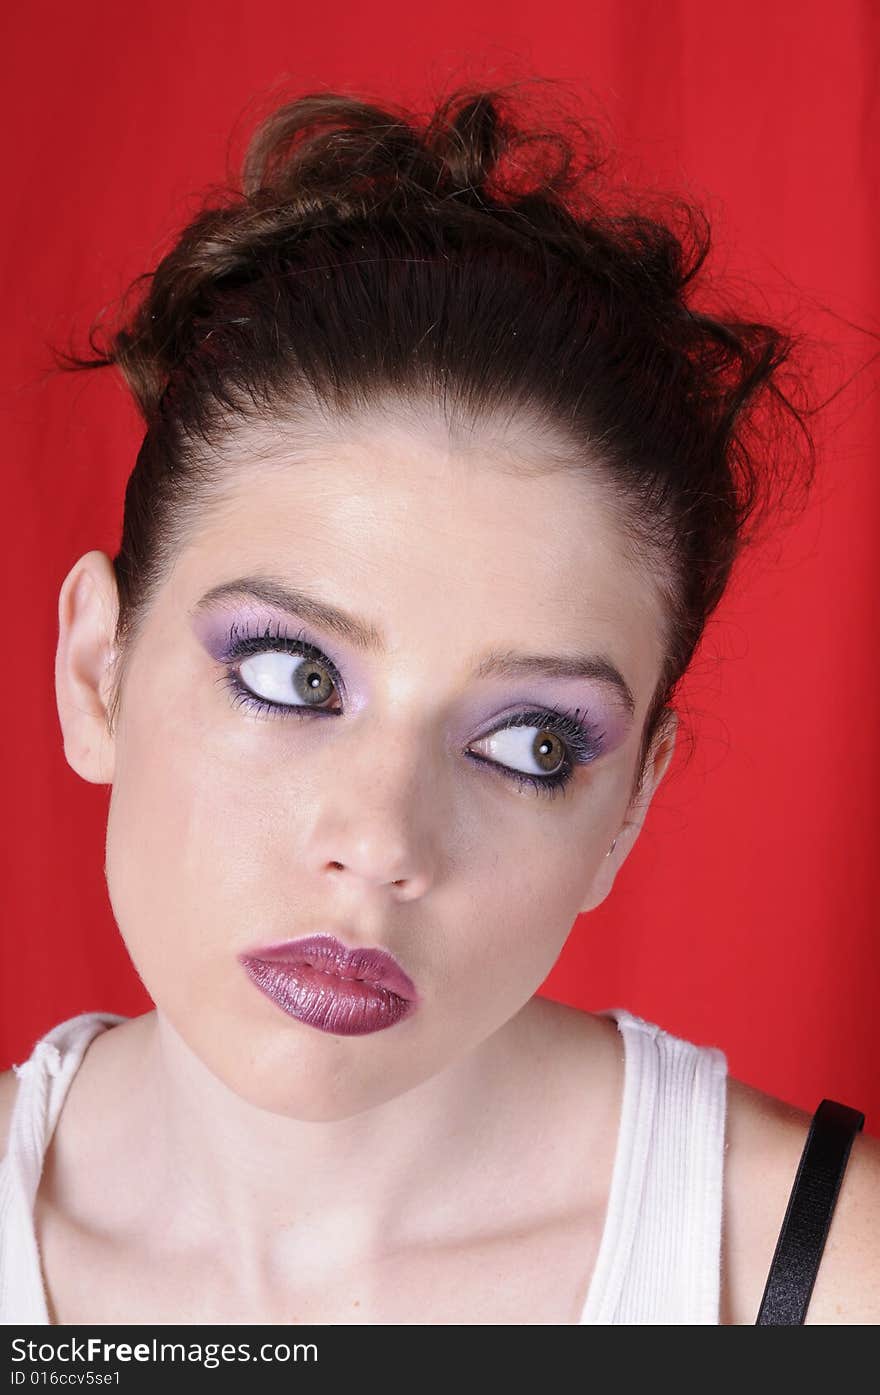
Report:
58,409,673,1121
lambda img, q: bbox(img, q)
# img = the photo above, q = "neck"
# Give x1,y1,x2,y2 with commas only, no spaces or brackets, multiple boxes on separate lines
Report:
48,997,617,1304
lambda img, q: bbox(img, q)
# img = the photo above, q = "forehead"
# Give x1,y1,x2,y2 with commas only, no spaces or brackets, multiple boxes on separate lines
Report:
173,414,665,703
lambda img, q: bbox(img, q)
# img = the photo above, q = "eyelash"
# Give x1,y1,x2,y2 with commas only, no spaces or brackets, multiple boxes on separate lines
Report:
216,619,605,800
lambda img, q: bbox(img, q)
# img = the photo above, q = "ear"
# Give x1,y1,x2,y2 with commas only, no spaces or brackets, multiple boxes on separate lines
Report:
55,549,121,785
577,709,679,914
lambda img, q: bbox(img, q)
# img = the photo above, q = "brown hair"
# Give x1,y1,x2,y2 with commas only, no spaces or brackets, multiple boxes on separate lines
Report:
54,77,820,805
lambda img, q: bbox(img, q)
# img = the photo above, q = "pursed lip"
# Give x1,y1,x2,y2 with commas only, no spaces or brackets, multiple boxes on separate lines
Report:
236,933,420,1002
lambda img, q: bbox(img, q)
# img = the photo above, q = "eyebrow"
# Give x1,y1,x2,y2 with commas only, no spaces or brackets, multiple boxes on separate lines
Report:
192,576,636,715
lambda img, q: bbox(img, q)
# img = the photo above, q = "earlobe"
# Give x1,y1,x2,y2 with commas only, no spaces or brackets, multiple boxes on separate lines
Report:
54,550,120,786
577,833,626,914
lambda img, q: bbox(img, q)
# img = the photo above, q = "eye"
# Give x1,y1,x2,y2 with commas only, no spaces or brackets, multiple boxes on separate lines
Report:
473,719,568,778
237,649,340,711
467,709,605,798
218,623,344,720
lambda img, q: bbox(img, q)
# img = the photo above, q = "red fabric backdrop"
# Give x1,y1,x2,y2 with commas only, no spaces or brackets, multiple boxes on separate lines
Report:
2,1,878,1131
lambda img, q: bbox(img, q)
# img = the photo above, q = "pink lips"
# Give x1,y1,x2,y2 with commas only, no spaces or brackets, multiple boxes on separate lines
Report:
237,933,420,1036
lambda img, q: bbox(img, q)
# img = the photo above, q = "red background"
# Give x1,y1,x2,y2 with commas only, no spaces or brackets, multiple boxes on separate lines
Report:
2,1,878,1132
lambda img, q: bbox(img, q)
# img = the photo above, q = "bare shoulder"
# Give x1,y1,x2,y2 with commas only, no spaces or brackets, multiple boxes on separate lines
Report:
0,1067,20,1159
721,1073,880,1324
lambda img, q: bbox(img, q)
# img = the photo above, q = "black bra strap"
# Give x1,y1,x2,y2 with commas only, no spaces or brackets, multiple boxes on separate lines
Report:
755,1097,865,1324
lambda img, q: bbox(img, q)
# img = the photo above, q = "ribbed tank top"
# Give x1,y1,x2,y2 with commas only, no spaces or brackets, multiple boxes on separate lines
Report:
0,1006,728,1324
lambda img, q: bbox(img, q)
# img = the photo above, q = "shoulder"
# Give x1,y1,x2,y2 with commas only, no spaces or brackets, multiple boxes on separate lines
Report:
721,1073,880,1324
0,1067,20,1160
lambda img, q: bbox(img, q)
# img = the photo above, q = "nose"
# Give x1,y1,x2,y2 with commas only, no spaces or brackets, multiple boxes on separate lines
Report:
322,852,432,900
304,731,441,900
325,857,429,899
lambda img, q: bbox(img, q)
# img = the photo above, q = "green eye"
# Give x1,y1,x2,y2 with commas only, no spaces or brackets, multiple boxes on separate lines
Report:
237,650,340,711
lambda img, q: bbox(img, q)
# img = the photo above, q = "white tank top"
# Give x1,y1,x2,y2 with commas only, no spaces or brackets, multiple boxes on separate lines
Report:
0,1006,728,1324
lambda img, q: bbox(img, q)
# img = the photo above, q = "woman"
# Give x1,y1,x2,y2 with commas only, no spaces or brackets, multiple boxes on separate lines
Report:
1,80,877,1325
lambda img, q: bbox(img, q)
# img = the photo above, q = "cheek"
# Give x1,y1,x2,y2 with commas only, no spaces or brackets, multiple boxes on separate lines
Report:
480,843,590,969
104,701,268,994
438,812,601,1025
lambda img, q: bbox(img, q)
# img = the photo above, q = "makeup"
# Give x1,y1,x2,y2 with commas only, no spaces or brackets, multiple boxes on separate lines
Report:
190,581,636,721
190,599,635,796
238,933,420,1036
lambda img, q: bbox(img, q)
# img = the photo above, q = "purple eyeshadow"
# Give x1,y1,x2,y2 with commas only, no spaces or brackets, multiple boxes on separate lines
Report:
191,603,634,762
